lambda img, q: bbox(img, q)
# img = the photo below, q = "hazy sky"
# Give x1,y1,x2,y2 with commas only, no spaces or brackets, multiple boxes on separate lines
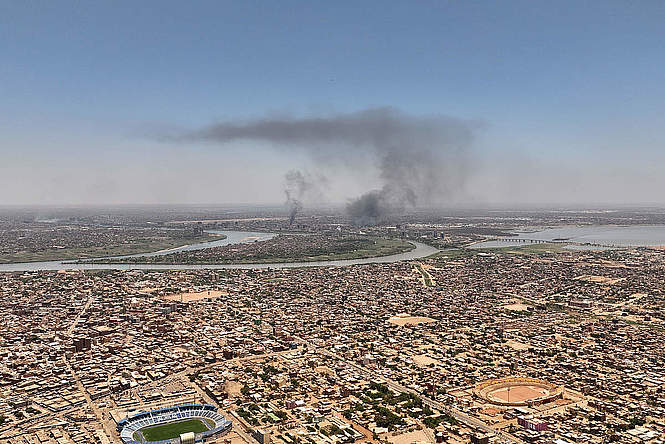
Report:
2,1,664,206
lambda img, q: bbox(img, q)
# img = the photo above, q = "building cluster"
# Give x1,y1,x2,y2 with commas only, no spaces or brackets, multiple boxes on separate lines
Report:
1,245,664,443
0,223,207,262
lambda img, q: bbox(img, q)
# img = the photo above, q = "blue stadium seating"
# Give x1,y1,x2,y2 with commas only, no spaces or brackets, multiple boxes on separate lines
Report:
117,404,232,443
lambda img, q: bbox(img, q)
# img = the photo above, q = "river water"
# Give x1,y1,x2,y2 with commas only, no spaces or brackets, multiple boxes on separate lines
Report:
471,225,665,249
0,231,439,272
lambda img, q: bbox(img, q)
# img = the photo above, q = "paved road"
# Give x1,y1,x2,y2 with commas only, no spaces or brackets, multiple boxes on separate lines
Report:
66,292,95,335
62,292,119,442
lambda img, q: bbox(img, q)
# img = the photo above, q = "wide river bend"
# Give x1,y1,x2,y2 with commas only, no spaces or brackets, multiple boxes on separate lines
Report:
0,230,439,272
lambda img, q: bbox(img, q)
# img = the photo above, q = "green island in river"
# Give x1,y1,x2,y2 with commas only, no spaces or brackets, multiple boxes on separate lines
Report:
83,234,415,265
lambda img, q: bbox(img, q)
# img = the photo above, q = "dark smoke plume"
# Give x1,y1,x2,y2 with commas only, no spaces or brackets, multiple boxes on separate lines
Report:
282,169,328,226
345,190,391,226
284,170,306,226
179,107,477,224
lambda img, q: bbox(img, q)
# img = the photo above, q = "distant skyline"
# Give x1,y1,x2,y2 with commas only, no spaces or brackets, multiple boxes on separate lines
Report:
2,1,665,206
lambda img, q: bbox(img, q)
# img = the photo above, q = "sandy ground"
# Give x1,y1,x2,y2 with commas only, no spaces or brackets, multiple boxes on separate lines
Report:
163,290,228,302
225,381,243,396
479,407,502,417
210,429,251,444
412,354,442,367
315,365,336,376
387,314,436,326
503,303,529,312
505,339,530,350
575,275,625,285
387,428,435,444
489,385,549,403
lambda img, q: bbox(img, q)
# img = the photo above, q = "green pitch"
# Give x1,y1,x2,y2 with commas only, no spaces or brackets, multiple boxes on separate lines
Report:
140,419,208,441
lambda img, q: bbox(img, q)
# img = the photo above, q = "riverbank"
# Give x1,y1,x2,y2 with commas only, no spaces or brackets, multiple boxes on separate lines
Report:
81,236,415,265
0,232,226,264
0,234,438,272
471,224,665,249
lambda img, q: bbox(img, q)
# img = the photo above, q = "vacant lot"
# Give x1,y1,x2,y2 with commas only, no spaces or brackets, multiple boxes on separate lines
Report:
163,290,228,302
576,275,625,285
387,314,436,326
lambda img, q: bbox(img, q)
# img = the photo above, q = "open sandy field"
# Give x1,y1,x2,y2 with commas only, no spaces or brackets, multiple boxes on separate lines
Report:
315,366,335,376
138,287,163,294
225,380,243,396
488,385,549,403
212,429,253,444
387,428,435,444
387,314,436,326
412,354,442,366
505,339,530,350
503,303,529,312
575,275,625,285
163,290,228,302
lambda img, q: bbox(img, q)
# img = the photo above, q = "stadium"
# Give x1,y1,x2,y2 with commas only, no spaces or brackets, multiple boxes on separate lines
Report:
116,404,232,444
473,377,564,406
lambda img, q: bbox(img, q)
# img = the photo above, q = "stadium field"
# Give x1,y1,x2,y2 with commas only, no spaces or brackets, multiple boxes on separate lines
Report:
139,419,208,441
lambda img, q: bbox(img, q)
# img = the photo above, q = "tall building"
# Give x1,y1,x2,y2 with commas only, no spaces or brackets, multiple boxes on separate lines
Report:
518,415,548,431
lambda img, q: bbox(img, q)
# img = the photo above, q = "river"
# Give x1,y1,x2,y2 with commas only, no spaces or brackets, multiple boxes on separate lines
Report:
471,225,665,249
0,231,439,272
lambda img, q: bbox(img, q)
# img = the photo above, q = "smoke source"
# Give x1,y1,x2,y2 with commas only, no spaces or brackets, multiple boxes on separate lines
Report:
284,170,305,226
179,107,478,224
283,169,328,226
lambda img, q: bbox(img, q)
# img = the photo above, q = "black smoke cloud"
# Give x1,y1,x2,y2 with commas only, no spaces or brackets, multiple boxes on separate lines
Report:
180,107,478,224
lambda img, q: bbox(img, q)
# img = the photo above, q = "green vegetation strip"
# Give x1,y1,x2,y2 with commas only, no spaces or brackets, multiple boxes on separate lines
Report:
415,264,434,287
87,236,415,265
140,419,208,441
0,233,225,264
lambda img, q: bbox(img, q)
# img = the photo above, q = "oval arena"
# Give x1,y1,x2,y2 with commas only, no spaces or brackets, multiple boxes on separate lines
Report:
473,377,564,406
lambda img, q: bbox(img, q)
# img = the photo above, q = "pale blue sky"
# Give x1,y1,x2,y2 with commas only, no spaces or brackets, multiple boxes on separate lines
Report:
1,1,664,205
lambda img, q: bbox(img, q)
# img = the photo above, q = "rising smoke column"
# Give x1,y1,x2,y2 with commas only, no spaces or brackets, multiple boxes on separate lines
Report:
283,169,328,226
284,170,305,226
177,107,478,224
